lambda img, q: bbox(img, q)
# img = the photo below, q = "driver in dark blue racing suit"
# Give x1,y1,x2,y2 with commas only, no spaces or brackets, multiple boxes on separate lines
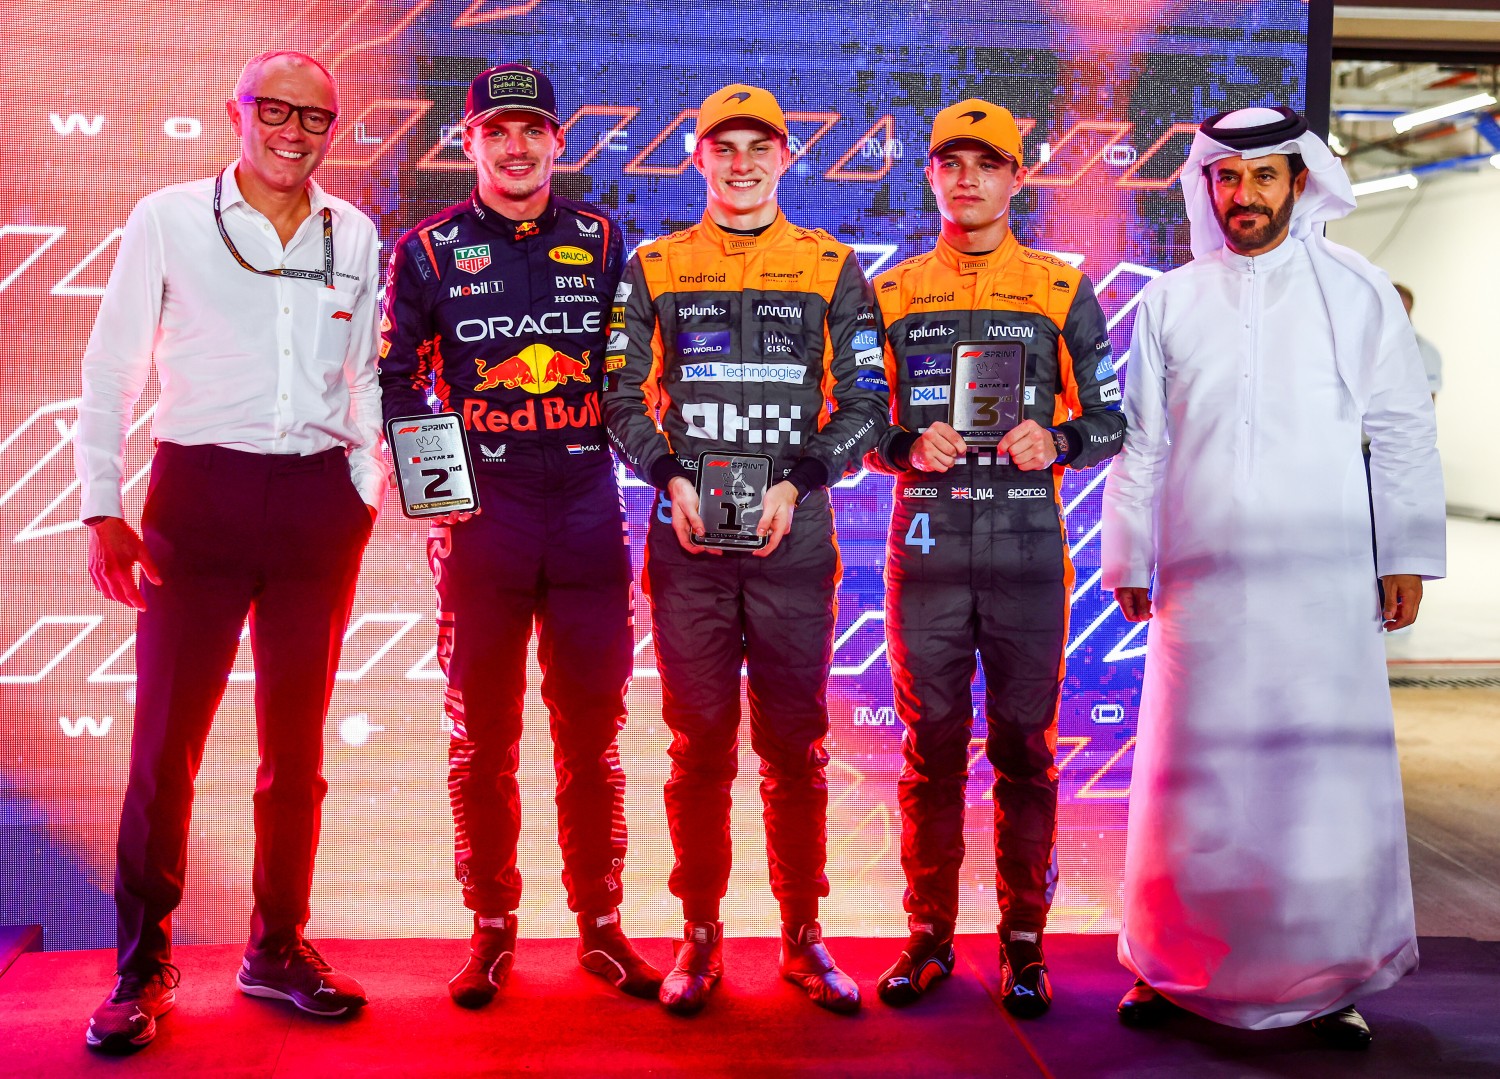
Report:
379,63,660,1007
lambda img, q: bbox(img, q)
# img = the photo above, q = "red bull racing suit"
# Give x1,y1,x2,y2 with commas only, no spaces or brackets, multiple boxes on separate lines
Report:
864,233,1126,932
602,212,888,923
380,191,632,918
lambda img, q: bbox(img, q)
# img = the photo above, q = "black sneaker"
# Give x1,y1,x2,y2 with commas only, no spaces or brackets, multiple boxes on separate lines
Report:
85,963,180,1053
578,910,663,998
877,918,955,1007
999,928,1051,1019
449,913,517,1009
1309,1005,1373,1050
237,937,368,1016
781,921,860,1014
659,921,723,1016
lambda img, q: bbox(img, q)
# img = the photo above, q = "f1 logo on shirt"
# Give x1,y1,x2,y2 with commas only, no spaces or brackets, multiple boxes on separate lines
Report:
682,402,803,445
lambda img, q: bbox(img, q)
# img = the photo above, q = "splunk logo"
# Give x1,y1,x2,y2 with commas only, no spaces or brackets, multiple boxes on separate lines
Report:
907,320,957,343
677,302,727,319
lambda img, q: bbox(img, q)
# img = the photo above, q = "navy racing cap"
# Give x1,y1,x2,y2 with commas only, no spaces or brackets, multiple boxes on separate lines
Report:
464,63,560,127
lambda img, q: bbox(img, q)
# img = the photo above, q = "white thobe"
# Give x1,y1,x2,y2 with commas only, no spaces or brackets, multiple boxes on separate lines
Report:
1101,237,1445,1029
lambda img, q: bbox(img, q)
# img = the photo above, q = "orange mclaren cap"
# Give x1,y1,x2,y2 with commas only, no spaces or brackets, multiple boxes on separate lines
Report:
929,99,1024,166
694,84,788,141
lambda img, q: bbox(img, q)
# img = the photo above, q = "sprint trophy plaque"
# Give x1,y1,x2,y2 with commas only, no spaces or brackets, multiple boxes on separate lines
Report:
691,451,773,551
385,413,479,519
949,341,1026,450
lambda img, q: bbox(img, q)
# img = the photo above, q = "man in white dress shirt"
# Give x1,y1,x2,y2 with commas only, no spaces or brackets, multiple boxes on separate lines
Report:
75,50,388,1053
1100,107,1445,1048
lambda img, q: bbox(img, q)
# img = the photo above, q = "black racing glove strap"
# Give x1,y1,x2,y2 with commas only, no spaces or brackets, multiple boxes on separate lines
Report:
651,456,695,492
785,457,830,502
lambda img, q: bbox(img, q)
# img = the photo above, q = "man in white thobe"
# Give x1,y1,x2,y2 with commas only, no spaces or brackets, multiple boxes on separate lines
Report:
1100,107,1445,1048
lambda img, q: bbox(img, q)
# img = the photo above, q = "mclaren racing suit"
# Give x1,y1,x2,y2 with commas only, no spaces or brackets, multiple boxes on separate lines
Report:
380,191,632,918
864,232,1126,932
603,212,888,921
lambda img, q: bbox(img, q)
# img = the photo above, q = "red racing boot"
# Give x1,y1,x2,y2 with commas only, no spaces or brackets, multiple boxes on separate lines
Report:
659,921,723,1016
448,913,516,1008
578,910,663,998
781,922,861,1014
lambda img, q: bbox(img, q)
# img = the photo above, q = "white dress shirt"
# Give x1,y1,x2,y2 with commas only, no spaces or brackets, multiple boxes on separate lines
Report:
75,163,389,519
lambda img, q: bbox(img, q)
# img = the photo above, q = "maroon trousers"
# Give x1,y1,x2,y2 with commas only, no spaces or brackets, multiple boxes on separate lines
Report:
114,442,372,975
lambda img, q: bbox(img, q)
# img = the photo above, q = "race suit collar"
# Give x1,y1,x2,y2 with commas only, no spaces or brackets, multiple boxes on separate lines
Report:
699,210,791,254
934,228,1019,275
469,188,559,241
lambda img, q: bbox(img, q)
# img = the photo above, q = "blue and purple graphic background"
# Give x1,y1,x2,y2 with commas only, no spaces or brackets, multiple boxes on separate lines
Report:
0,0,1309,948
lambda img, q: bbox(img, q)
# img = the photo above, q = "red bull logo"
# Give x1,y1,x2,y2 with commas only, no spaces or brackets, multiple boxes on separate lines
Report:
475,355,535,391
544,350,589,384
461,392,602,434
473,344,591,394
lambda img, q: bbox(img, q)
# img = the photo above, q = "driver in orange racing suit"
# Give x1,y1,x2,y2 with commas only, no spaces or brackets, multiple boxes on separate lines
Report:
865,100,1126,1017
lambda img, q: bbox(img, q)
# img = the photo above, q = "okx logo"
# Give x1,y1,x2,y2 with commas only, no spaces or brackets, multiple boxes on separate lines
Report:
682,402,803,445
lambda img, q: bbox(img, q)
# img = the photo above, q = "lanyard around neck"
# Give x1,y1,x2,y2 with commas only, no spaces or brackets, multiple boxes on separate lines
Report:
214,172,334,289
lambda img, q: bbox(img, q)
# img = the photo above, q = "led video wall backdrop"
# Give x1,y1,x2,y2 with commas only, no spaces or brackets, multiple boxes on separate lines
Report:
0,1,1308,949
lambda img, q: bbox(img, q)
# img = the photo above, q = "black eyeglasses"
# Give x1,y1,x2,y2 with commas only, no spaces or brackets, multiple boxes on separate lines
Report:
237,95,338,135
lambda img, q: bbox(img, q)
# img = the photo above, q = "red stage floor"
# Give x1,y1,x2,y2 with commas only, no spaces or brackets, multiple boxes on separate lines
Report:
1,935,1495,1077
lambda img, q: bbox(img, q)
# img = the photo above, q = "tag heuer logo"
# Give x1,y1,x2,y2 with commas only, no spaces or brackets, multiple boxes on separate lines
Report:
490,71,537,99
454,245,491,275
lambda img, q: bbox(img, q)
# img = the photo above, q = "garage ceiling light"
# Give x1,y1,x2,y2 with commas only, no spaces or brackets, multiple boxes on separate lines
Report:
1351,173,1419,197
1392,93,1497,134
